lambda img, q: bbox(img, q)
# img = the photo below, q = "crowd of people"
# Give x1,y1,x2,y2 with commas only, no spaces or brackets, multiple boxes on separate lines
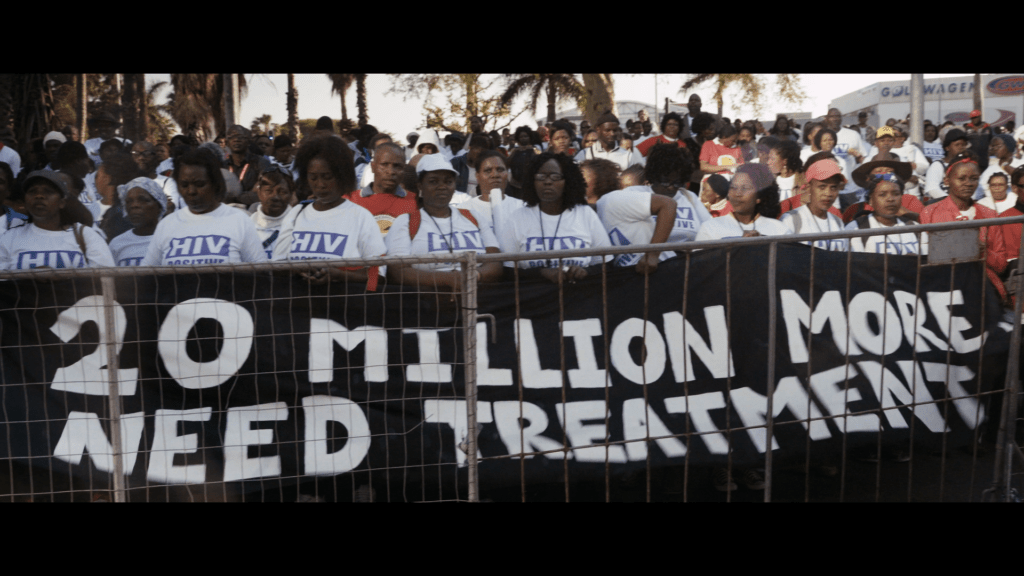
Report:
0,99,1021,495
0,101,1020,305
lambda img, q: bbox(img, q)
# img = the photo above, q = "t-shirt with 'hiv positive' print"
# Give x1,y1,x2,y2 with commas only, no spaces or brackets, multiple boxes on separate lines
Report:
0,223,114,270
273,200,386,262
141,203,267,266
385,208,498,272
498,204,613,269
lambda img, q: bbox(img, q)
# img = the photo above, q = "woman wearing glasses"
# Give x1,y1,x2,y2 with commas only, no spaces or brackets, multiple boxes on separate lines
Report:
596,144,710,271
497,152,612,283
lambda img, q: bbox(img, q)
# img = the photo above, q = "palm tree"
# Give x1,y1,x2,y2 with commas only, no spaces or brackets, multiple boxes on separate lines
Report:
356,74,368,127
144,81,176,143
168,74,247,142
287,73,298,139
327,74,355,123
251,114,272,135
499,74,586,123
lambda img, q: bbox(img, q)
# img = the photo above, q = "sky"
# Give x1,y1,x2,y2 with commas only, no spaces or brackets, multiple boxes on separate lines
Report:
147,74,970,145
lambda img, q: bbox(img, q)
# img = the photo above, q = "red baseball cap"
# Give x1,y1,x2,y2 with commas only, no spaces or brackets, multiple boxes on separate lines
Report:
970,110,981,118
805,159,846,184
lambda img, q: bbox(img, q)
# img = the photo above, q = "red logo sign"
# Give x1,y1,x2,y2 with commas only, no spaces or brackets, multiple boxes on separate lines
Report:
987,76,1024,95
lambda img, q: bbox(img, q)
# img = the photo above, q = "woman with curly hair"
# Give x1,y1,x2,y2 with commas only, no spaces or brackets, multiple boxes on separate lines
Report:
695,163,791,240
636,112,688,157
497,152,612,283
273,135,385,286
596,144,708,271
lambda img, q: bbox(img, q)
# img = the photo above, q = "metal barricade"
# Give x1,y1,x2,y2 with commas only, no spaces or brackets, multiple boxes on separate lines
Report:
0,216,1021,502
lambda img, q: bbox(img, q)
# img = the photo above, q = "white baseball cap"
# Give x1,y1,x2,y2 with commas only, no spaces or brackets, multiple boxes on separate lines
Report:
415,153,458,176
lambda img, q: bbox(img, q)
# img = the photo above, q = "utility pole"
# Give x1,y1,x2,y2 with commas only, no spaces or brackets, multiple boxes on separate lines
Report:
910,74,924,147
654,74,659,128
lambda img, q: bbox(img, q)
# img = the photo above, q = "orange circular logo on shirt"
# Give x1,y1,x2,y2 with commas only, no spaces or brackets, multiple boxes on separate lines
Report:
718,155,737,166
375,214,396,235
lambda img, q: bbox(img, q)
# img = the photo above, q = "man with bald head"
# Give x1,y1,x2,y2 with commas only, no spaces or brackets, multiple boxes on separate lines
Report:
345,142,417,237
824,108,867,166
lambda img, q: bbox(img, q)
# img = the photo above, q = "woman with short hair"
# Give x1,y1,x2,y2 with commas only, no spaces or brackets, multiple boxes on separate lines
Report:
385,154,503,290
498,152,612,283
695,164,791,240
0,170,114,270
108,177,168,266
636,112,688,157
597,144,709,271
767,139,804,201
272,135,384,286
547,121,577,158
845,174,921,254
580,158,621,206
141,148,266,266
698,124,744,176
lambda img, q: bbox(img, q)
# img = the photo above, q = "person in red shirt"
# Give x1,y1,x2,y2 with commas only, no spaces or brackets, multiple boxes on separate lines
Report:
698,124,744,177
636,112,687,157
344,142,418,237
920,155,1008,301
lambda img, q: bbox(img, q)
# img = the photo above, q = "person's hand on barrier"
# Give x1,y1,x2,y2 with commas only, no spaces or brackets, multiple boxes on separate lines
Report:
636,252,660,275
300,267,330,285
742,230,761,238
540,265,586,284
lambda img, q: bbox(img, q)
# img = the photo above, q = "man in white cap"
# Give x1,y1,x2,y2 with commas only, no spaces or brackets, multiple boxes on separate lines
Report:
43,131,66,170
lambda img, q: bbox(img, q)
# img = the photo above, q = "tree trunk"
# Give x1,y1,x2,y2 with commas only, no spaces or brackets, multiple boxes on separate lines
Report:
136,74,148,142
114,74,123,126
581,74,616,125
121,74,138,142
287,73,298,139
223,73,238,132
356,74,368,128
77,74,87,141
546,79,556,123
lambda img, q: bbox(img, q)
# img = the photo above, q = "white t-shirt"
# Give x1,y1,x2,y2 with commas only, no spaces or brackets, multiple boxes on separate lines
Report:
833,127,866,165
453,195,495,235
0,145,22,177
0,223,114,270
924,160,948,200
845,215,921,255
779,205,848,251
596,187,677,267
978,191,1019,214
84,136,131,166
385,207,498,272
776,174,798,200
108,229,154,267
977,162,1011,201
251,206,289,260
498,204,613,269
574,142,645,170
694,213,792,240
154,175,181,210
142,203,267,266
923,139,944,163
273,200,386,262
0,212,27,240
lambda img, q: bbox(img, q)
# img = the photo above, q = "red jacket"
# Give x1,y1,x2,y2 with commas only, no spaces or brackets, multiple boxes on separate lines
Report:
637,135,686,157
920,197,1007,300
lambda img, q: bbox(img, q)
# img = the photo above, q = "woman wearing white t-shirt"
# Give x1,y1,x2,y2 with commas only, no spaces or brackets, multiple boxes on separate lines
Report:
0,170,114,270
975,134,1018,201
779,159,849,251
695,164,791,240
845,174,921,255
386,154,503,290
141,148,267,267
978,172,1018,214
273,136,385,286
108,177,168,267
922,124,944,164
498,152,613,282
597,143,709,271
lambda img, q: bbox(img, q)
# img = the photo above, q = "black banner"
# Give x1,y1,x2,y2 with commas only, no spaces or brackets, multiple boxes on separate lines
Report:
0,244,1010,495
